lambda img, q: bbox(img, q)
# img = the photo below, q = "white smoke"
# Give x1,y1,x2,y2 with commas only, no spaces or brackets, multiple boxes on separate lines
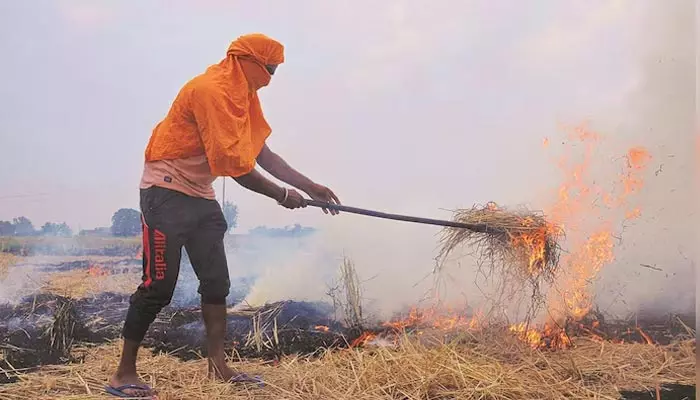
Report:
228,0,696,322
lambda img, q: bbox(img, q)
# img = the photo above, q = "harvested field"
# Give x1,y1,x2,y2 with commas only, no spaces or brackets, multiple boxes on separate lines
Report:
0,252,695,399
0,333,694,400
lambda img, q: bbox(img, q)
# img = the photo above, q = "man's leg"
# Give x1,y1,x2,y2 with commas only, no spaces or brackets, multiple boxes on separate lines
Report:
184,201,236,379
110,188,186,396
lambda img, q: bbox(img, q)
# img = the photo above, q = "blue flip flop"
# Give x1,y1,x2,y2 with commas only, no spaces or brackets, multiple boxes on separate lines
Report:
105,384,156,399
230,373,265,388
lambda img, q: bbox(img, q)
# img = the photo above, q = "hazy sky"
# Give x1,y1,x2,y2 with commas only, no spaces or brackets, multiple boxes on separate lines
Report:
0,0,647,231
0,1,695,316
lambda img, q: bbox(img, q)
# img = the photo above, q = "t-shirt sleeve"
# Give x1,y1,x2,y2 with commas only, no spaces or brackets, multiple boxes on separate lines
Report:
190,86,257,177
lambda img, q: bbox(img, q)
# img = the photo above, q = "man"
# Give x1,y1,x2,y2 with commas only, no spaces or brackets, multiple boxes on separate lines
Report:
107,33,340,398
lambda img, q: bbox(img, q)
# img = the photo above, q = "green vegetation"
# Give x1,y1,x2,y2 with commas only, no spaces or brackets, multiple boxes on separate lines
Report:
0,235,141,256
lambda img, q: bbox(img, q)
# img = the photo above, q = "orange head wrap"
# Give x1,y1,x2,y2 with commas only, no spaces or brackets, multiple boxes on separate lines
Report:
227,33,285,65
144,33,286,178
228,33,284,90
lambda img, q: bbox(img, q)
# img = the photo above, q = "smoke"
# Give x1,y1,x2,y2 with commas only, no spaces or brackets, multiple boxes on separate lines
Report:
228,1,696,322
591,0,696,317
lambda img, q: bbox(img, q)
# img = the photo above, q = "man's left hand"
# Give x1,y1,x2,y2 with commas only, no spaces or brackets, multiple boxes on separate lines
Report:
304,183,341,215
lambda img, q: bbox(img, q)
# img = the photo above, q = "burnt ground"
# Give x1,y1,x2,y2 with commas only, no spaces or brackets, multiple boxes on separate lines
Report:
34,259,142,273
0,292,694,398
0,292,352,383
619,384,696,400
566,310,696,345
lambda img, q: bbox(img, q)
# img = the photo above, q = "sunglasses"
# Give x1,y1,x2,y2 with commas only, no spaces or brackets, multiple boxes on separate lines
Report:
239,55,277,76
265,64,277,75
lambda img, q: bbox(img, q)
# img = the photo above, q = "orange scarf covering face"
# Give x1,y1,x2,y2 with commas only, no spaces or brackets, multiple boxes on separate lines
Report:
144,33,285,177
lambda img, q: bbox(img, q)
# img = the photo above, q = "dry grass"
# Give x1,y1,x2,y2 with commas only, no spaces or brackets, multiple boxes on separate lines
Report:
327,256,364,332
41,269,140,298
437,203,564,324
0,332,693,400
438,203,562,282
0,253,18,280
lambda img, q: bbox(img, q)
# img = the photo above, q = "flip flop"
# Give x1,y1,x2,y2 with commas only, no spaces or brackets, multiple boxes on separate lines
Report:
105,384,156,399
229,373,265,388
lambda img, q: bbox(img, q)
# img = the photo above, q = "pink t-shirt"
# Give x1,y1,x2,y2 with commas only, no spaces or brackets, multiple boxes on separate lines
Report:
139,155,217,200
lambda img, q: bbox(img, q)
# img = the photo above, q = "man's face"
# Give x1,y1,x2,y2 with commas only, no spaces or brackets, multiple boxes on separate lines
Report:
239,57,278,91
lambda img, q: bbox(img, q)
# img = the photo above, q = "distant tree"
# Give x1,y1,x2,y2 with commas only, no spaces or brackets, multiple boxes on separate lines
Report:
12,216,36,236
222,201,238,233
111,208,141,237
0,221,15,236
78,227,111,237
40,222,73,237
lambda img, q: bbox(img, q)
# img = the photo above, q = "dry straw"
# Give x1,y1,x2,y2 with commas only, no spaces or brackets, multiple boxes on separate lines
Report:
0,253,18,281
327,256,364,333
436,203,563,323
42,269,139,298
0,332,693,400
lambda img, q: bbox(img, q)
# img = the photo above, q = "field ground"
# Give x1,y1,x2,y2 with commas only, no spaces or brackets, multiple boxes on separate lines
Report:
0,334,694,400
0,253,695,399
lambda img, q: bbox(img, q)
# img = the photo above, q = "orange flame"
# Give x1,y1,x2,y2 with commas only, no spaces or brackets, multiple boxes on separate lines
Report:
507,124,652,348
87,264,109,277
314,325,330,332
350,331,377,348
637,326,654,345
382,307,483,333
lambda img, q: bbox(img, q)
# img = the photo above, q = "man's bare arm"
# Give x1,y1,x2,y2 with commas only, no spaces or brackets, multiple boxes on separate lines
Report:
256,144,315,192
256,144,341,214
232,169,285,202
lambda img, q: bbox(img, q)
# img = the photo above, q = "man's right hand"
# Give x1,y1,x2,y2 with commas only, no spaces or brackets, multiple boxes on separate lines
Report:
278,188,307,209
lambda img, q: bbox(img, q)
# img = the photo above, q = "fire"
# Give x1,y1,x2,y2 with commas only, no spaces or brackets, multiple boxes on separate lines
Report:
637,326,654,345
381,306,482,333
509,322,572,350
625,208,641,220
365,123,655,350
87,264,109,277
314,325,330,332
350,331,377,347
509,220,559,277
506,124,652,348
627,147,652,170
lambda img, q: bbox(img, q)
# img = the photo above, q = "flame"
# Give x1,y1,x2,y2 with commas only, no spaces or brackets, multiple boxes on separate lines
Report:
314,325,330,332
547,126,650,319
509,322,572,350
506,124,652,349
369,123,654,350
381,307,483,333
87,264,109,277
350,331,377,347
637,326,654,345
625,208,642,220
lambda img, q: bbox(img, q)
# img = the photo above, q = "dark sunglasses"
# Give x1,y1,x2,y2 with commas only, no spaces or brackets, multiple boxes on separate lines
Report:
238,55,277,76
265,64,277,75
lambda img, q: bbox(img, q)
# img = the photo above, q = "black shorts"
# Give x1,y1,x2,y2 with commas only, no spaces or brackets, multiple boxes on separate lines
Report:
136,186,230,304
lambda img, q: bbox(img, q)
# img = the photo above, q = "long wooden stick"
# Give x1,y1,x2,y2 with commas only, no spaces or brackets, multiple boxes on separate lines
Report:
305,200,503,234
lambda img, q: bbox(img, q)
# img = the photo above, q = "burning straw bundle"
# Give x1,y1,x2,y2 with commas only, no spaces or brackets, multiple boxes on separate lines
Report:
436,203,563,320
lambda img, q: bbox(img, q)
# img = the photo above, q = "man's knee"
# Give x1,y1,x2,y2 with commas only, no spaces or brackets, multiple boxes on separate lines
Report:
129,285,175,315
199,278,230,305
123,287,175,342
